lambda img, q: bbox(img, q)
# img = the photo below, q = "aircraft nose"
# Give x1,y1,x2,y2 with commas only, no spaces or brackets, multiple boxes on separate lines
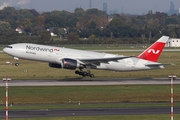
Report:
3,47,10,54
3,45,15,56
3,48,7,53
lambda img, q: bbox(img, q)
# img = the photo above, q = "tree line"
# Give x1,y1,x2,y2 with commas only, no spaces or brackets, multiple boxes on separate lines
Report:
0,7,180,44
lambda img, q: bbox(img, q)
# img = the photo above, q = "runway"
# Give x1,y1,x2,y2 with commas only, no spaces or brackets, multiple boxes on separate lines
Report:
0,78,180,86
0,106,180,119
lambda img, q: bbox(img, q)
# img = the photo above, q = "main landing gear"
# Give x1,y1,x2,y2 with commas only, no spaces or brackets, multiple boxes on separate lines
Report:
75,70,94,78
75,65,94,78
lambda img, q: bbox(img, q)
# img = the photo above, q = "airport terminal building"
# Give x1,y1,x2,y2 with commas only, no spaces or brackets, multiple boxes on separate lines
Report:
166,38,180,47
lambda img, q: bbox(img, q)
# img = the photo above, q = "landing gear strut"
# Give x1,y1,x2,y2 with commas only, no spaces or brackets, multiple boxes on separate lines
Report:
14,57,19,66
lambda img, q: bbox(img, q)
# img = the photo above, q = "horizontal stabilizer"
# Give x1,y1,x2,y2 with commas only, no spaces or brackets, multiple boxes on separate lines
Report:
145,63,174,67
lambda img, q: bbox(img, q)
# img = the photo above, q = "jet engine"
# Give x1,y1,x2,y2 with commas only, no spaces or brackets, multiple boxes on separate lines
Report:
49,63,62,68
63,58,79,70
49,58,80,70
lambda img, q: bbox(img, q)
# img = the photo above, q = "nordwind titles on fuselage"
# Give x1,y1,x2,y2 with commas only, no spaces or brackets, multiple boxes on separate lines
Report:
26,45,53,53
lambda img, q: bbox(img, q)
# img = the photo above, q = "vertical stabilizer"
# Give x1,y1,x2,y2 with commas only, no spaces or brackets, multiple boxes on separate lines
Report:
137,36,169,62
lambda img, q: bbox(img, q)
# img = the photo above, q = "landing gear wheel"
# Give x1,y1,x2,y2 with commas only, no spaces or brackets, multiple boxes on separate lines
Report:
90,74,94,78
79,71,83,75
87,73,90,76
75,70,79,74
82,72,87,77
15,63,19,66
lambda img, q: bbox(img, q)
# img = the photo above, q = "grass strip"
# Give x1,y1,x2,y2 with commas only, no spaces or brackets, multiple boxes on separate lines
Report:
67,47,180,50
1,85,180,104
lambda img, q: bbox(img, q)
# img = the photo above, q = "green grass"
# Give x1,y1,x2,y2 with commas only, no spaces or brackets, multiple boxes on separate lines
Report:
68,46,180,50
0,51,180,79
68,46,144,50
0,85,180,104
1,114,180,120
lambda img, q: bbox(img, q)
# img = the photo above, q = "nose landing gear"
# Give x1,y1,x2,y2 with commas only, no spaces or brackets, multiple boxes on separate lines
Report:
15,63,19,66
13,57,19,66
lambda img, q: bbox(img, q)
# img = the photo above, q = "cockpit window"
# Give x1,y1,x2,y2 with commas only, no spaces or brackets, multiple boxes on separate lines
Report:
6,46,13,48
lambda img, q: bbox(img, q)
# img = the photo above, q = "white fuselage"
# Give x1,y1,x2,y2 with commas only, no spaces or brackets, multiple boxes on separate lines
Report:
3,43,163,72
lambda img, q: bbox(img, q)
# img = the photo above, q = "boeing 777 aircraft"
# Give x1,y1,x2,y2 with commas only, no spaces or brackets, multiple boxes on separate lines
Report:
3,36,171,78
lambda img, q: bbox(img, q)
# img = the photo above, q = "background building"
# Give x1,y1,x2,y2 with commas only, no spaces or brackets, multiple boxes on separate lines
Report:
167,1,179,15
103,3,107,13
166,38,180,47
89,0,92,9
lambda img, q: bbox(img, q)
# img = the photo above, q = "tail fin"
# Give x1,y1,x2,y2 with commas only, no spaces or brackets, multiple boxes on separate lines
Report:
137,36,169,62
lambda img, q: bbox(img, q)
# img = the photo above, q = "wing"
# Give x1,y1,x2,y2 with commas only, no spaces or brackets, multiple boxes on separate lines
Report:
78,56,134,65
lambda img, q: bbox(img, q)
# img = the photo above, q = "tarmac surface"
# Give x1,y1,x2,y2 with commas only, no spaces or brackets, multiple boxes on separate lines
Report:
0,106,180,119
0,78,180,86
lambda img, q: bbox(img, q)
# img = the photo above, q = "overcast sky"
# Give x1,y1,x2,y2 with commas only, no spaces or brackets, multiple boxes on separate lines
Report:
0,0,180,14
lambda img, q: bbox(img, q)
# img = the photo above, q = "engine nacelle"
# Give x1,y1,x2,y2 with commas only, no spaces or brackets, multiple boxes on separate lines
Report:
63,58,79,70
49,63,62,68
49,58,80,70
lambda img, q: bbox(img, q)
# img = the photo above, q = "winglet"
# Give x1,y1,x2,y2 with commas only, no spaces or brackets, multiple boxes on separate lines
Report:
137,36,169,62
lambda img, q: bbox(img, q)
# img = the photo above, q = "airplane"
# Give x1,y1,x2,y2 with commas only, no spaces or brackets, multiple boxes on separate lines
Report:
3,36,171,78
